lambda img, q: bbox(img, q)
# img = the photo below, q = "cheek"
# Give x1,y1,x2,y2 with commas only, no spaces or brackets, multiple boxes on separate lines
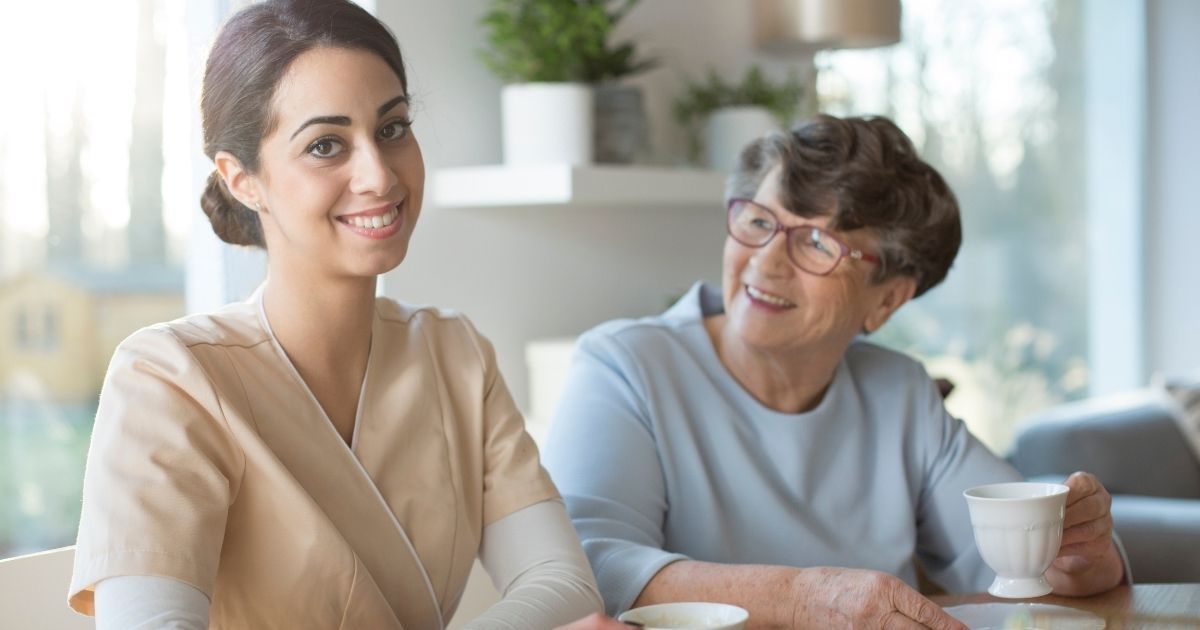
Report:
721,239,747,299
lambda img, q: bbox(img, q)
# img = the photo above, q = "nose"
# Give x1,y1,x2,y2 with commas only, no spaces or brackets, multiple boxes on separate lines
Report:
750,229,793,277
348,143,399,197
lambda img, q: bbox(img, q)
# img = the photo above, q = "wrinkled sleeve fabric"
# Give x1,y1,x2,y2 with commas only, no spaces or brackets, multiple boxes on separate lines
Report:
68,327,244,615
542,331,689,617
910,372,1023,592
465,499,603,629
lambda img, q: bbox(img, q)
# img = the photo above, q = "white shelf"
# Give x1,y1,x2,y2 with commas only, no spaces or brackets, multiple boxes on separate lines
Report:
432,164,727,210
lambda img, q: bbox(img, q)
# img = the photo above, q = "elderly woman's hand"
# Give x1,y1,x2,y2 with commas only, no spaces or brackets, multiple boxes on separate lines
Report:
791,567,967,629
1045,471,1126,595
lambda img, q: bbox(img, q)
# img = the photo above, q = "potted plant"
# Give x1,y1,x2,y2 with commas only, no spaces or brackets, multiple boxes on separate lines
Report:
480,0,655,165
673,66,806,172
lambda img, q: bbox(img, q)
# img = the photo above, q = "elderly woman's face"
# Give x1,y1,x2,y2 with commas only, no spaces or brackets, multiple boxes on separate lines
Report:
720,167,913,356
249,46,424,279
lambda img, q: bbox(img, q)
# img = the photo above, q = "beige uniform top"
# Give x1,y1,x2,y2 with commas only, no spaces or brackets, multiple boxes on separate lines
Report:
68,292,559,629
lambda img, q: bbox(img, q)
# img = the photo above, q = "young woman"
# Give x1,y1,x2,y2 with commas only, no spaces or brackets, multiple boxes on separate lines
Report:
68,2,602,627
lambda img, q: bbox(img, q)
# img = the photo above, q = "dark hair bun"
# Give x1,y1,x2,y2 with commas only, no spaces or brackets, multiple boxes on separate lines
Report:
200,171,265,248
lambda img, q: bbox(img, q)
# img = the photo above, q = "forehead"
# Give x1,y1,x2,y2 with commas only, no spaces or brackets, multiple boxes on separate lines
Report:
269,46,405,129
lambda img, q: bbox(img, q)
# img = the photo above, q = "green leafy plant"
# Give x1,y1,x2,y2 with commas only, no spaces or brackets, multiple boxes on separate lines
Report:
673,66,806,161
479,0,655,83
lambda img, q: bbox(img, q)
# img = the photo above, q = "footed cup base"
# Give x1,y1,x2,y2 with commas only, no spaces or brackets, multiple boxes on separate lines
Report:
987,575,1053,598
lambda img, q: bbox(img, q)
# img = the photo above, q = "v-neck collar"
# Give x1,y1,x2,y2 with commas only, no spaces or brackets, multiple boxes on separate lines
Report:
255,288,375,451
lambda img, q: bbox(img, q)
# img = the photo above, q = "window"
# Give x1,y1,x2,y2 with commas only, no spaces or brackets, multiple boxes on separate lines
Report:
816,0,1093,452
0,0,191,559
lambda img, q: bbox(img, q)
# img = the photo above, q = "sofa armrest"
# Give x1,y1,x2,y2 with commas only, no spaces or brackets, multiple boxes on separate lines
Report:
1010,390,1200,499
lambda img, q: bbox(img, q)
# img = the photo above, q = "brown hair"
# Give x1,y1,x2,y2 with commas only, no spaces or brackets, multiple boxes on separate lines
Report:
199,0,409,248
727,114,961,297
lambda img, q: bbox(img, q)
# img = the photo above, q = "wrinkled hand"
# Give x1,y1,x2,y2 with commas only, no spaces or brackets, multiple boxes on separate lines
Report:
791,567,966,629
1045,471,1124,594
555,612,633,630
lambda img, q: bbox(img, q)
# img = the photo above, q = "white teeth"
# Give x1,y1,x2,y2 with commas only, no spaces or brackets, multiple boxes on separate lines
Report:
344,207,399,230
747,285,794,307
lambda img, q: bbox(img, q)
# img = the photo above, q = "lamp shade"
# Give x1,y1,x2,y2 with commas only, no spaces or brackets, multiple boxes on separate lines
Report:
753,0,901,52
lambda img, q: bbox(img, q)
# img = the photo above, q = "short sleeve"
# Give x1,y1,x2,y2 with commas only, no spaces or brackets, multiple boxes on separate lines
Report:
458,317,559,526
69,327,244,615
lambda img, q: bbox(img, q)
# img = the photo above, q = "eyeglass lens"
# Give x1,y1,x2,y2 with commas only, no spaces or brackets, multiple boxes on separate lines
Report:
729,200,842,274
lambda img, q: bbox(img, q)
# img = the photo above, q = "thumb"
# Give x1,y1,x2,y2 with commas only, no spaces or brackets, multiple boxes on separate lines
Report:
891,585,966,630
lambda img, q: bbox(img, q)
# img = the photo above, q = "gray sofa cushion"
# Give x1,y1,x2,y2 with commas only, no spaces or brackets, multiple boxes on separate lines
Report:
1010,390,1200,499
1111,495,1200,583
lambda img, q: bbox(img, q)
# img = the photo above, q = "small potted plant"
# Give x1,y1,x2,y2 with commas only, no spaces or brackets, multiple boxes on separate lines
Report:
480,0,655,165
580,1,656,164
673,66,806,172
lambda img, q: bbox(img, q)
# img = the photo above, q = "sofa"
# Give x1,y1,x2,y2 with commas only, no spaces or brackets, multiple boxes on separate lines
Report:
1009,388,1200,583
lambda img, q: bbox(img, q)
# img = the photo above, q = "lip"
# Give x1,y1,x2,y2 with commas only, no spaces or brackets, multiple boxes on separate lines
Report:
743,284,796,311
336,200,405,240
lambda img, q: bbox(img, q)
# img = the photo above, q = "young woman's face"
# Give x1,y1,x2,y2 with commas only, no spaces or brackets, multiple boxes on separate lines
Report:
251,46,423,280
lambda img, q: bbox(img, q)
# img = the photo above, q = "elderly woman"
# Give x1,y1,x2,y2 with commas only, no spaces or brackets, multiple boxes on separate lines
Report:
543,115,1126,628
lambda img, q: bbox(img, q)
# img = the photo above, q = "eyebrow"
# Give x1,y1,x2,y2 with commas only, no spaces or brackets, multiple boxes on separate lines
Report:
289,95,409,141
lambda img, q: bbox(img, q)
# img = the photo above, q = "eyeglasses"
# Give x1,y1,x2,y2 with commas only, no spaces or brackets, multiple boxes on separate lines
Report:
726,198,881,276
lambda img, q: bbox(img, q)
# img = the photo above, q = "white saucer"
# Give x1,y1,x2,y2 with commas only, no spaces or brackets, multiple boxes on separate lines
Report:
944,603,1105,629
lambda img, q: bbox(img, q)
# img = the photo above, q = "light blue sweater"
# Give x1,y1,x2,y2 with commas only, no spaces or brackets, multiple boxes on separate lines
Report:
542,282,1021,616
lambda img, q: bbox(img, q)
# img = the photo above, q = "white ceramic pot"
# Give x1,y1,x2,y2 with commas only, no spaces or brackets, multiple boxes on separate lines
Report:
704,105,779,173
501,83,593,166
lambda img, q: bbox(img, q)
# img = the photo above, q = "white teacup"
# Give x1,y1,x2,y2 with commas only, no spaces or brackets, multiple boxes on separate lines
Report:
617,602,749,629
964,482,1070,598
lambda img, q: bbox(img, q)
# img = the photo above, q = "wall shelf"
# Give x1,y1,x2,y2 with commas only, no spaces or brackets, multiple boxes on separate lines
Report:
432,164,727,210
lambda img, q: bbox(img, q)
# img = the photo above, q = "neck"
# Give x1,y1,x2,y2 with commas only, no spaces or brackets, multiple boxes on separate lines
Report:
262,265,377,370
705,315,846,414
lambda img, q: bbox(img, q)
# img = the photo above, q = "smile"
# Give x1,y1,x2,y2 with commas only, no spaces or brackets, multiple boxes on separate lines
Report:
337,205,399,229
336,202,405,240
746,285,796,308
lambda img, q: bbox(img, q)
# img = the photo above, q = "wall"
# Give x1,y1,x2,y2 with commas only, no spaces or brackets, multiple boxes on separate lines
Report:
376,1,796,411
1146,0,1200,379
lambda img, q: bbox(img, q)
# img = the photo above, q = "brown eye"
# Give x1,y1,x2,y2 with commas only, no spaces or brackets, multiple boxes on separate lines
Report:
378,119,411,141
307,137,343,158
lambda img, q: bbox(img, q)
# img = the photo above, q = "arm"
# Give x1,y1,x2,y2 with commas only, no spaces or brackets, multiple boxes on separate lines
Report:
95,576,209,630
464,499,603,629
541,332,688,616
70,328,241,615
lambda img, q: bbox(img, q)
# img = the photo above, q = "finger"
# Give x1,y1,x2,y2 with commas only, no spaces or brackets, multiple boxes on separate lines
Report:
880,610,930,630
1063,472,1100,506
891,586,967,630
1058,534,1115,560
1061,515,1112,547
1063,492,1110,529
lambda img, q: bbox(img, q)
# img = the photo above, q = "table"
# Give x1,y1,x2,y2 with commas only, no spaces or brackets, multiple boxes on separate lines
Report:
932,584,1200,628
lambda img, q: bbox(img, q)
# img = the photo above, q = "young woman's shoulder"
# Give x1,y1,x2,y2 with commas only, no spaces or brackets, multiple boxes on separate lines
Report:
121,299,266,353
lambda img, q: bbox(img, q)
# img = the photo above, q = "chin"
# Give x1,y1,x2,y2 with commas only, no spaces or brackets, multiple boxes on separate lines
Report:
353,248,409,278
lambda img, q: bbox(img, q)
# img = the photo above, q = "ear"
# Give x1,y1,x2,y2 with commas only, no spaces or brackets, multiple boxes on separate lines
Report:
863,275,917,334
214,150,262,212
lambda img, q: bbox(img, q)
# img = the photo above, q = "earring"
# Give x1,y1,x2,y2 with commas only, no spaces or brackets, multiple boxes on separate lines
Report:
254,202,262,212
